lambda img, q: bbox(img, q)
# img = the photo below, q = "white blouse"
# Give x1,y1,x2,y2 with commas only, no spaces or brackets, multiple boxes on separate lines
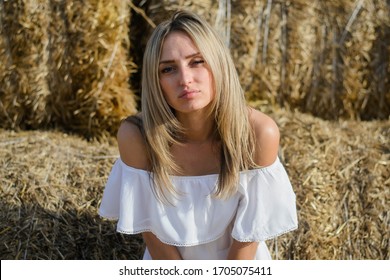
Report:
98,157,298,260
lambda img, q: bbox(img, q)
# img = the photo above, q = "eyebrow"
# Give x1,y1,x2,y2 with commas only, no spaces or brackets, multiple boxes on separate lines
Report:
159,52,201,65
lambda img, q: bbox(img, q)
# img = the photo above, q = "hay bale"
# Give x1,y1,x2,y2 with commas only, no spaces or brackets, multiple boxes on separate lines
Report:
0,0,51,129
50,0,137,138
296,0,390,120
340,0,375,119
44,0,74,130
269,108,389,259
127,0,156,99
0,128,144,259
0,2,17,129
146,0,216,24
278,0,319,111
229,0,264,90
245,0,390,120
0,0,137,139
364,0,390,120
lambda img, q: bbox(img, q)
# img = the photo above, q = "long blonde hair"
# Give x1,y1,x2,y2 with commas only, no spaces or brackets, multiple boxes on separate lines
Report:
140,10,257,202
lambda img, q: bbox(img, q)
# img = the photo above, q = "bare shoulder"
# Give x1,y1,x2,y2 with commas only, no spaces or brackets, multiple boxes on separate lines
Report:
116,115,150,170
248,108,280,167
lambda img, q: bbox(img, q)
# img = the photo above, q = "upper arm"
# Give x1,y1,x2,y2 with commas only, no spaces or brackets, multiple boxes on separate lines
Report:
249,108,280,167
117,120,182,259
117,119,150,170
226,109,280,259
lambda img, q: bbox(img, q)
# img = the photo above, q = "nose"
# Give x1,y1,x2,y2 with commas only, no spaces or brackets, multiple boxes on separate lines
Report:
179,66,192,86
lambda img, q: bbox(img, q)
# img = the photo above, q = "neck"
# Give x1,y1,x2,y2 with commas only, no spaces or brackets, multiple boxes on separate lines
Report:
176,111,215,144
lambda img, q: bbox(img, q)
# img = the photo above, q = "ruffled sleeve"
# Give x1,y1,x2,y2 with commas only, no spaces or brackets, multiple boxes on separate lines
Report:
232,158,298,242
98,159,122,220
98,158,240,246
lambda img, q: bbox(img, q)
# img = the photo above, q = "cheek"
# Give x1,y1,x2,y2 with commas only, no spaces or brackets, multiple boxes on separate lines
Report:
159,78,172,98
159,78,175,105
159,77,168,92
205,71,215,98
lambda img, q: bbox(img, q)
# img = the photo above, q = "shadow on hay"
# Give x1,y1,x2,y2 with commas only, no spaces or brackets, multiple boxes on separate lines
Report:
0,199,144,260
365,23,390,120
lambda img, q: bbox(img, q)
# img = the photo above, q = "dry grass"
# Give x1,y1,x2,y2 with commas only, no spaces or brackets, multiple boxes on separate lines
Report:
1,108,388,259
266,107,389,259
0,0,137,139
0,128,143,259
244,0,390,120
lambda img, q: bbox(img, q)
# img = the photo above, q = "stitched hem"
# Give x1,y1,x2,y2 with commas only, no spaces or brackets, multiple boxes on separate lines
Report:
117,225,298,247
117,228,229,247
231,225,298,242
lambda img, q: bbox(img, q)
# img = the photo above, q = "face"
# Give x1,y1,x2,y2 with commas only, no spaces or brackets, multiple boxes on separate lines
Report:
158,31,215,117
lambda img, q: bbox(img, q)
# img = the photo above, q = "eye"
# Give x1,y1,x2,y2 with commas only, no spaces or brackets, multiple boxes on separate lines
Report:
191,59,205,66
160,66,175,74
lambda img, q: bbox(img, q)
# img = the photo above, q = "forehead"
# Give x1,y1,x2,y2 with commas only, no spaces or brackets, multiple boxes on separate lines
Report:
160,31,200,60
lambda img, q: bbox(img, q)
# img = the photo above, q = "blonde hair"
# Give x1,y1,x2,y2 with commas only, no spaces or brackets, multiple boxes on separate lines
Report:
140,10,257,202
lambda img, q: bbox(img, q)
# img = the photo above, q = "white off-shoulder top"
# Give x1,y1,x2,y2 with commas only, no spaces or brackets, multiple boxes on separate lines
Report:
98,157,298,260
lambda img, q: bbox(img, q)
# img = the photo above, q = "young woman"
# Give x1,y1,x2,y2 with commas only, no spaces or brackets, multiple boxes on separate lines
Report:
99,10,297,260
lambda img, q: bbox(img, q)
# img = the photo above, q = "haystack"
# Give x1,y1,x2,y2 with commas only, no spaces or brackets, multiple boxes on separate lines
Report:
47,0,137,138
146,0,216,23
0,128,144,259
0,0,51,129
0,0,137,139
246,0,390,120
244,0,284,107
269,108,389,259
228,0,264,90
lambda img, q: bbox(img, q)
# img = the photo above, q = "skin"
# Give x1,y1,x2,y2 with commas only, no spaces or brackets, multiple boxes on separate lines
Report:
159,31,216,144
117,31,280,260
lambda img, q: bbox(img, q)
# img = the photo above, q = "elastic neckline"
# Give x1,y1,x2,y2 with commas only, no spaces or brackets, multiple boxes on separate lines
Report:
118,157,281,180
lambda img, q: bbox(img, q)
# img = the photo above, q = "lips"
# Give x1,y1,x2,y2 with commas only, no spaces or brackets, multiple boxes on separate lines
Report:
179,89,199,99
